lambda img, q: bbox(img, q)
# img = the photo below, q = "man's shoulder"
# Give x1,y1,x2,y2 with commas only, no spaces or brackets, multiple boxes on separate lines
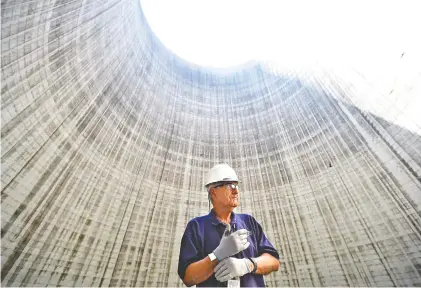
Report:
186,213,213,226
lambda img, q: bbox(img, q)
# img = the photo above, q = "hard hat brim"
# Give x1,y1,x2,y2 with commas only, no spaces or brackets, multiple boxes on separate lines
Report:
204,179,242,188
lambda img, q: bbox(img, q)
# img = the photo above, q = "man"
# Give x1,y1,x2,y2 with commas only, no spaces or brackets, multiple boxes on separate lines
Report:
178,163,280,287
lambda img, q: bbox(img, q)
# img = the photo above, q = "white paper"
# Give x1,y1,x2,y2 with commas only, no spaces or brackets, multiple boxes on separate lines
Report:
227,279,240,288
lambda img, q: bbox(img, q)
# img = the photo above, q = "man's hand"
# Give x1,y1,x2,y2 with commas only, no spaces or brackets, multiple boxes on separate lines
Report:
213,226,250,261
214,257,253,282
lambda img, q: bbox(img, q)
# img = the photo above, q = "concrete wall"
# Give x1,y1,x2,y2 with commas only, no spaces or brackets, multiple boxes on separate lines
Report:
1,0,421,286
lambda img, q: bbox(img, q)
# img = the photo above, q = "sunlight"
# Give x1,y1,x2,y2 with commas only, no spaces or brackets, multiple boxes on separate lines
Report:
140,0,418,67
140,0,421,135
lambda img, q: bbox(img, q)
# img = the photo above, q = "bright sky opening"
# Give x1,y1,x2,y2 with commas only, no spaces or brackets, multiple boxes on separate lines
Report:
140,0,418,67
139,0,420,135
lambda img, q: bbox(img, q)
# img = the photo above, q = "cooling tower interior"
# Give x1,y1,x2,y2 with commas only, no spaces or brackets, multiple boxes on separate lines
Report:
1,0,421,287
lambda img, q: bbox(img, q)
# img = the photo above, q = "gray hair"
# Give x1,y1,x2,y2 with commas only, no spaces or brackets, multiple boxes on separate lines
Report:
206,184,213,210
206,181,223,194
207,185,213,201
206,183,219,207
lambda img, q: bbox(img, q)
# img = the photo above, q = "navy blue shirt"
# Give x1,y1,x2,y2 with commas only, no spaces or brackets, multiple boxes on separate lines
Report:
178,209,279,287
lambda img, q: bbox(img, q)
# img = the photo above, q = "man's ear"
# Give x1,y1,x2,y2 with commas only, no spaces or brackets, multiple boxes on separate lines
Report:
209,187,216,200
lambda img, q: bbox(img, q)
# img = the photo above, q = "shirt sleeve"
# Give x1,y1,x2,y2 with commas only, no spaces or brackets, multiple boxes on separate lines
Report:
178,219,203,282
250,216,280,260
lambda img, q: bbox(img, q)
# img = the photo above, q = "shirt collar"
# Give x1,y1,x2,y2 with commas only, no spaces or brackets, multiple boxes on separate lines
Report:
209,208,237,226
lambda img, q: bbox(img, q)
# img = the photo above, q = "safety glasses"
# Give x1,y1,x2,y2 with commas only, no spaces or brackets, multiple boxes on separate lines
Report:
214,183,239,190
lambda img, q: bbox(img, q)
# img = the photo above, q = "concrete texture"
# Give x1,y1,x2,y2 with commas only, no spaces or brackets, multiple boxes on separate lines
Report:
1,0,421,287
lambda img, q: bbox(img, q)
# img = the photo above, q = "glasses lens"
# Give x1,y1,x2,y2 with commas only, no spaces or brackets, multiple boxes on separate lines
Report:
230,184,238,190
215,183,238,189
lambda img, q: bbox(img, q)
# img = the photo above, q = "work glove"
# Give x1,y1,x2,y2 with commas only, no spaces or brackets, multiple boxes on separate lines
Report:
214,257,253,282
213,225,250,261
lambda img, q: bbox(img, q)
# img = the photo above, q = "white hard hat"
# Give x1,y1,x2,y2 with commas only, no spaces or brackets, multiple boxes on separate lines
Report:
204,163,240,187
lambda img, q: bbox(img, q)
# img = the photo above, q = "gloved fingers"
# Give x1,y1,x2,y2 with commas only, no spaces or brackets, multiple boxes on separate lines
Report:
240,239,248,246
215,265,229,279
217,272,233,282
215,260,227,274
215,269,229,281
215,266,230,279
243,241,250,250
234,229,249,235
239,234,248,241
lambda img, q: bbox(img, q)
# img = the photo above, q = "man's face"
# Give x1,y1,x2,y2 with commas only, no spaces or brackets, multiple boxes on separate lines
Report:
211,182,239,208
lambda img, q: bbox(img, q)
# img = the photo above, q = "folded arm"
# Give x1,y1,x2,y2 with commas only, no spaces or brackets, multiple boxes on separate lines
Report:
254,253,279,275
183,256,217,287
182,228,250,286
